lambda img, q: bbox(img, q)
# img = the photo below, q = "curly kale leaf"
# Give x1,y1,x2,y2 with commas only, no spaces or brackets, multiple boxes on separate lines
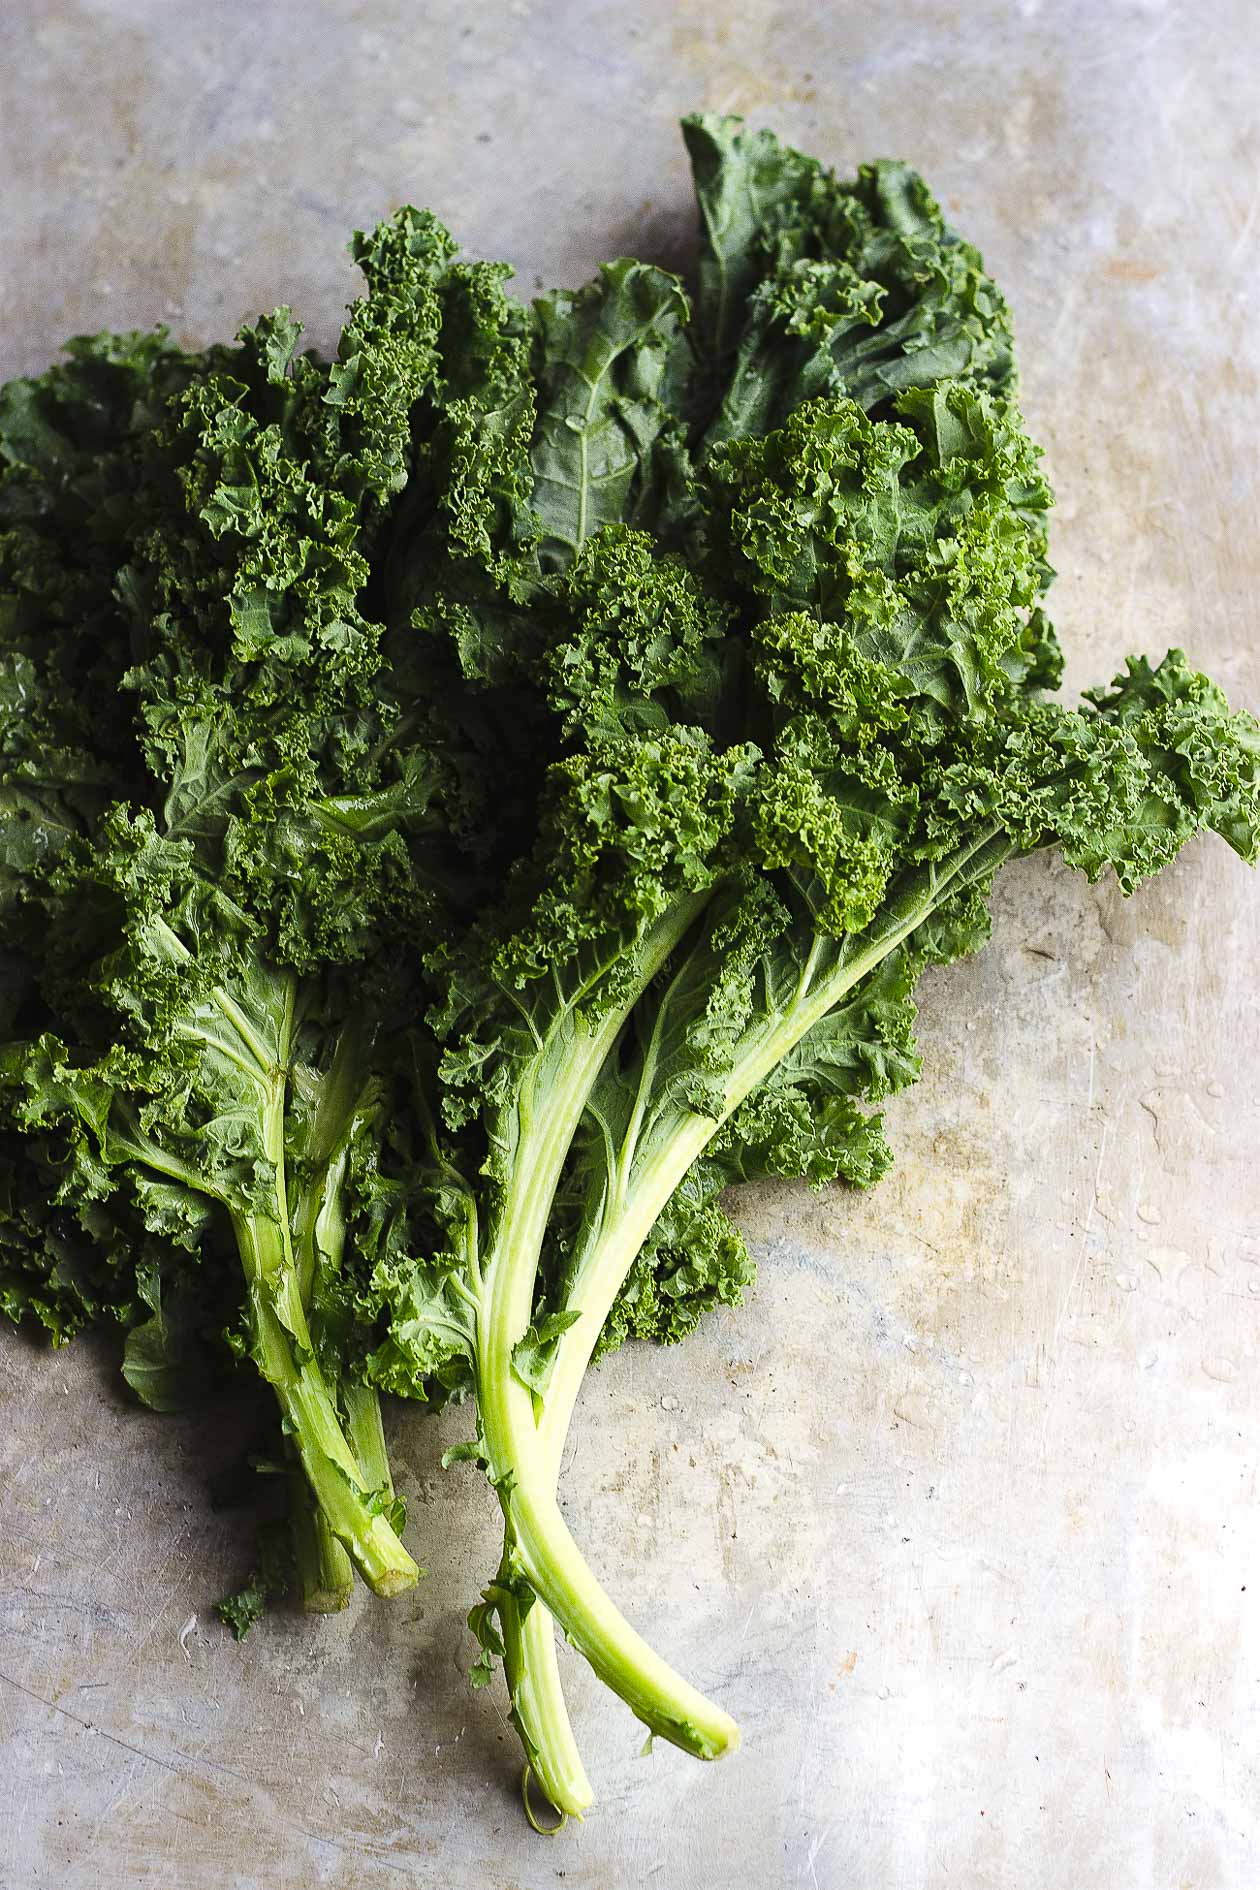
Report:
530,260,692,570
702,383,1059,720
683,112,1016,439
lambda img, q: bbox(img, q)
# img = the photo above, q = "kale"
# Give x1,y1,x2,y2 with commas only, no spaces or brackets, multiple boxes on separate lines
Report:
2,113,1255,1828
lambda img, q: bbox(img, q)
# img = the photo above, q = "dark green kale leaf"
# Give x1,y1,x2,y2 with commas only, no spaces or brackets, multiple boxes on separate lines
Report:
0,207,506,1605
530,260,692,569
683,113,1016,440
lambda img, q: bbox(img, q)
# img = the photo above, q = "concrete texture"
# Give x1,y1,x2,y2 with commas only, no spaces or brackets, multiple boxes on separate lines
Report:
2,2,1259,1885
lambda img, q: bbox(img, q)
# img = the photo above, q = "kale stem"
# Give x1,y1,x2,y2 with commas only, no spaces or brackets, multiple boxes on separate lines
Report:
473,899,707,1815
286,1441,354,1613
498,829,1016,1778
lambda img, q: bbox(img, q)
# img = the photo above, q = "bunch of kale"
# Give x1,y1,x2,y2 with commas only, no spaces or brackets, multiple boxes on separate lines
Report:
2,116,1256,1822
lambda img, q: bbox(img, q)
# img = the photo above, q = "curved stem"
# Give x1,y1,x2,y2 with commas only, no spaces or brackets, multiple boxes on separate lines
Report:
474,900,707,1814
271,1022,416,1595
235,999,417,1598
479,1156,733,1770
237,1221,419,1595
506,1471,740,1758
548,829,1014,1457
497,1584,593,1819
502,831,1017,1775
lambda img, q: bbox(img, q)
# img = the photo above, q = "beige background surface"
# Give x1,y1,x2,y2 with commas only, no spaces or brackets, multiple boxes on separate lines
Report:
2,2,1259,1886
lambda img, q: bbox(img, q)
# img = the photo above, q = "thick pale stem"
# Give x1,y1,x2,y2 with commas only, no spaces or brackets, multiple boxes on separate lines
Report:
343,1379,396,1504
235,1018,418,1599
476,901,707,1815
481,1100,737,1766
504,1464,741,1758
290,1055,403,1566
496,1584,593,1820
546,828,1015,1459
236,1218,419,1596
286,1445,354,1613
500,830,1015,1778
477,1000,625,1817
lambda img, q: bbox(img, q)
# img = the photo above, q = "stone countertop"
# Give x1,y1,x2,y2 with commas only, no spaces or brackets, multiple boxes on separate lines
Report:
2,4,1258,1885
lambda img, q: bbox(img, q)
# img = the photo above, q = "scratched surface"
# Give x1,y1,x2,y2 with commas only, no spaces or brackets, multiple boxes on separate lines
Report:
3,3,1259,1885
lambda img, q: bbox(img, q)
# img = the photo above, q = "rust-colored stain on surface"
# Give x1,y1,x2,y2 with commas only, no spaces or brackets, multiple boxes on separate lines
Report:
1104,258,1164,282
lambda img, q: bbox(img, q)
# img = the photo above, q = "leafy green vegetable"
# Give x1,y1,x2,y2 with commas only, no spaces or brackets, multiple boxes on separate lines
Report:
346,121,1258,1818
0,223,483,1603
2,110,1253,1833
682,111,1016,440
530,261,691,566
